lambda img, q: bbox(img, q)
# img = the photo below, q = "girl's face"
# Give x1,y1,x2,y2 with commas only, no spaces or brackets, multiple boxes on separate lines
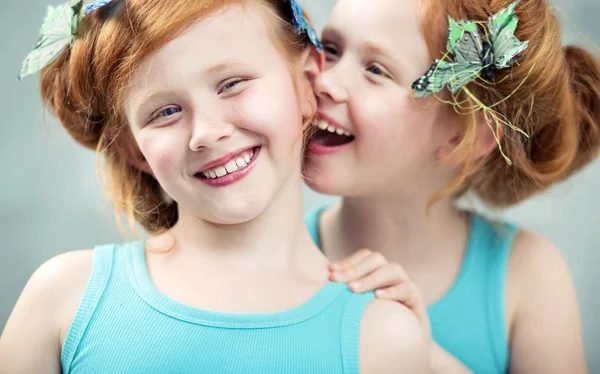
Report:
124,3,314,224
304,0,459,198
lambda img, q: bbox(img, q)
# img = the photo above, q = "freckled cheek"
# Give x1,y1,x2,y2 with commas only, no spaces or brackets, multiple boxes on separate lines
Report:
137,132,185,175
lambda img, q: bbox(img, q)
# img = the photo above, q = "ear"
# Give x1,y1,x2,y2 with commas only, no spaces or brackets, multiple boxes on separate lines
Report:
301,46,322,86
436,112,499,165
298,47,321,118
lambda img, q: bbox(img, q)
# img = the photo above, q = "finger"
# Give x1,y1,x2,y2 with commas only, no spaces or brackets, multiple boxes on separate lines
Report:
329,248,373,270
331,252,389,282
347,262,409,293
374,282,413,303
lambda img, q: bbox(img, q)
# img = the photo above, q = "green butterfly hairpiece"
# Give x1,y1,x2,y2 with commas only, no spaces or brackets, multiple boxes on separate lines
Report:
18,0,114,81
411,0,530,165
411,0,529,97
19,0,83,80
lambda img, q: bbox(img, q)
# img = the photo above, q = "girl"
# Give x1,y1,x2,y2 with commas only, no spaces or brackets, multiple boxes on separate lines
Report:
0,0,428,373
304,0,599,372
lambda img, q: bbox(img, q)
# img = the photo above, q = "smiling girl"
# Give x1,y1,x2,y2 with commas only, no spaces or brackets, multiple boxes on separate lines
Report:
0,0,428,372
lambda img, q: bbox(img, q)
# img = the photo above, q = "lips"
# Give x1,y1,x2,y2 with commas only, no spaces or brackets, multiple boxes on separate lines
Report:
194,146,261,187
196,148,256,179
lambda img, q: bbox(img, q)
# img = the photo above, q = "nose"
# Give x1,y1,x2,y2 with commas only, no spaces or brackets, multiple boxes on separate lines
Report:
189,115,235,151
314,63,348,104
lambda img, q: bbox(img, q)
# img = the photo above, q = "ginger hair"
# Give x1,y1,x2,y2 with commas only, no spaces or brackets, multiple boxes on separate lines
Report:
40,0,316,234
421,0,600,206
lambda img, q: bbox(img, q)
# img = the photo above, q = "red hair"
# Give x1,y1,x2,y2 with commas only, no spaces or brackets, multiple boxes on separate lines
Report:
40,0,315,234
420,0,600,206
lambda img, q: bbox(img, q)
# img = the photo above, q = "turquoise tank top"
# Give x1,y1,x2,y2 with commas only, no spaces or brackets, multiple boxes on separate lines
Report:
305,205,518,374
61,241,375,373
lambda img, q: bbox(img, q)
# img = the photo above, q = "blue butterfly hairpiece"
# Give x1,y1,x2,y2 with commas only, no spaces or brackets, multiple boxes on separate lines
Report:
84,0,113,16
289,0,322,51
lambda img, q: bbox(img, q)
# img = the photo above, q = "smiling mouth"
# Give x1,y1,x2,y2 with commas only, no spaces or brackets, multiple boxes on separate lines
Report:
311,119,355,147
195,147,259,179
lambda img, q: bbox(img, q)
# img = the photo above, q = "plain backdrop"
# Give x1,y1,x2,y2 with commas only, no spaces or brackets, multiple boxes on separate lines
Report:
1,0,599,371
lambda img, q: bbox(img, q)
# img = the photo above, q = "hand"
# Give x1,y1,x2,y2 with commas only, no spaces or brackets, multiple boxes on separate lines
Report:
330,249,473,374
328,249,431,338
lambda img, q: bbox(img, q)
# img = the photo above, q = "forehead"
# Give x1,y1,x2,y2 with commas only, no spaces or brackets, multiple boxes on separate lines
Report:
128,3,281,88
326,0,428,58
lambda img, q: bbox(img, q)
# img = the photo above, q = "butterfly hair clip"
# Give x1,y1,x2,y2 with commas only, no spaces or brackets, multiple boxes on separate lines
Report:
411,0,530,165
19,0,114,80
411,0,528,97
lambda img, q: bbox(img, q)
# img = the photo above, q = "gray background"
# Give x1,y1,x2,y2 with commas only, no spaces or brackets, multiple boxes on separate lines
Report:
1,0,599,371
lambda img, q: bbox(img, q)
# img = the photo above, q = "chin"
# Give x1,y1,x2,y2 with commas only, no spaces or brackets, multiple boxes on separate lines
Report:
205,196,272,225
303,167,353,197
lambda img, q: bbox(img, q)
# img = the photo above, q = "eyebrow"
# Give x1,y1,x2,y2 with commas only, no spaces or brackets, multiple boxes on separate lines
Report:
205,61,248,75
362,41,396,60
321,26,342,43
322,27,395,61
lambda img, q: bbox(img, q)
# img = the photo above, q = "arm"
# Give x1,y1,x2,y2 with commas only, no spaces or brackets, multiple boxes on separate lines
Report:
0,250,93,374
359,298,430,373
331,250,472,373
507,231,587,373
430,342,472,374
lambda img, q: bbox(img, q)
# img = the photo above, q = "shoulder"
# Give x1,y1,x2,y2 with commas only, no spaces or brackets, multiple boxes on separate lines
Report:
504,229,587,371
18,250,96,345
359,298,429,373
25,250,95,330
508,229,573,298
0,250,94,373
29,249,95,298
506,229,579,328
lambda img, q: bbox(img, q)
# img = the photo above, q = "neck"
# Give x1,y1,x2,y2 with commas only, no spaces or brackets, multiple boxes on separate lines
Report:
168,168,325,274
329,187,468,265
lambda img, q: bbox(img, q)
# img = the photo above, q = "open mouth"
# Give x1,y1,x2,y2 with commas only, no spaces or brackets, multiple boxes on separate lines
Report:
311,118,355,147
195,147,260,180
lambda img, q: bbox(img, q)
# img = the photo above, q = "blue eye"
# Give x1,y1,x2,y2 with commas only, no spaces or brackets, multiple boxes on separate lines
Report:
223,80,240,90
367,64,385,76
158,107,181,117
146,106,181,125
219,79,243,94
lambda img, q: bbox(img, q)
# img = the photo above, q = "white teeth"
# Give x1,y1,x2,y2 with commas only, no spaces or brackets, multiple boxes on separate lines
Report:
200,148,257,179
225,160,238,173
235,157,247,168
215,167,227,178
313,119,353,138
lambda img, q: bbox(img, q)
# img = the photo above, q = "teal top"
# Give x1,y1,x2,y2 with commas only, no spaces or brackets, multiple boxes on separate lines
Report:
61,241,375,373
305,205,518,374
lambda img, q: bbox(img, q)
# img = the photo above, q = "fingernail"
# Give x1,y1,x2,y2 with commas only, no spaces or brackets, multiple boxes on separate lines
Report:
350,281,361,290
375,289,385,296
